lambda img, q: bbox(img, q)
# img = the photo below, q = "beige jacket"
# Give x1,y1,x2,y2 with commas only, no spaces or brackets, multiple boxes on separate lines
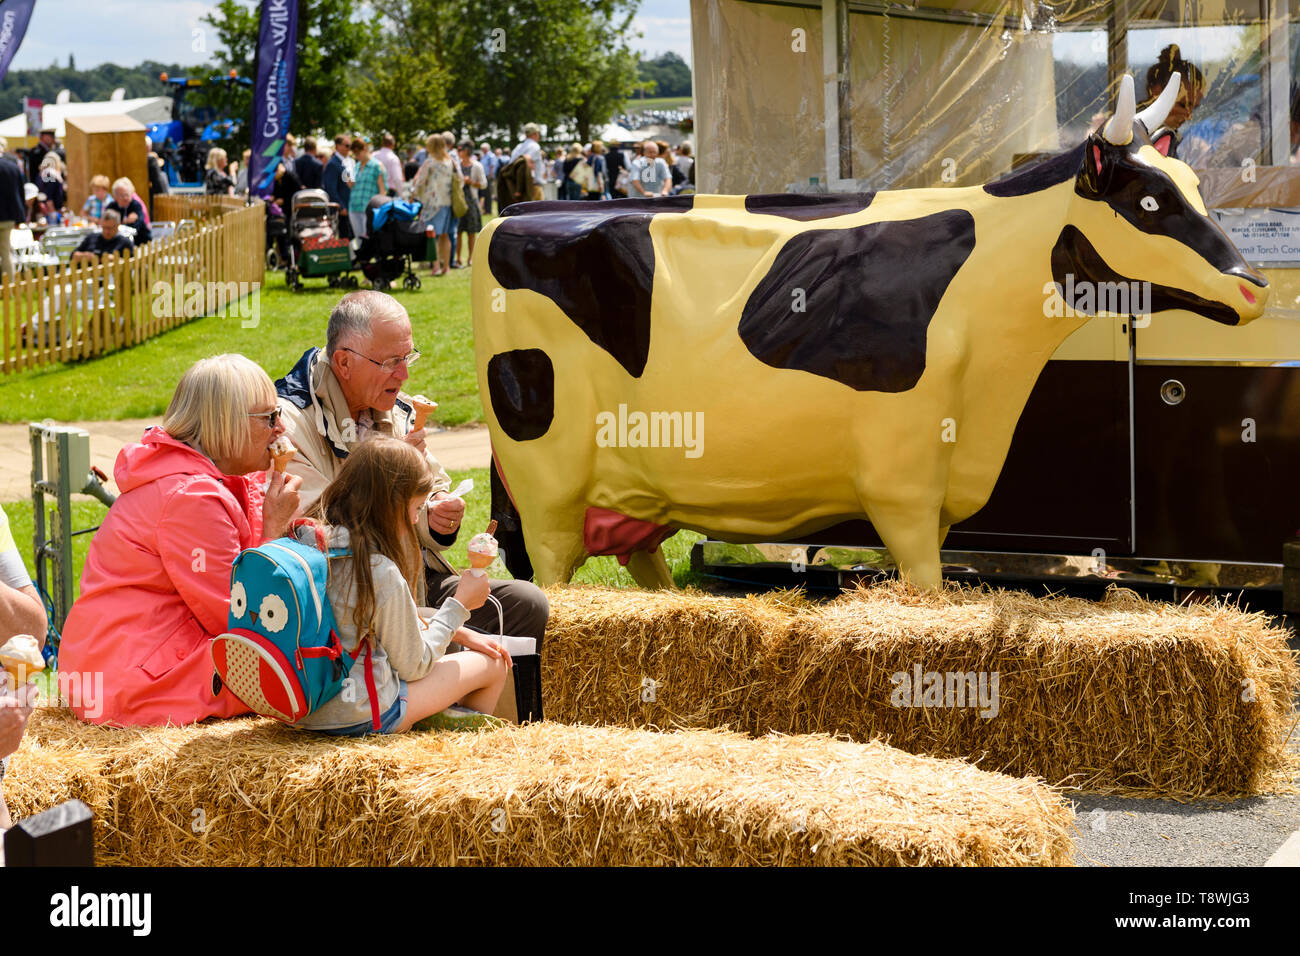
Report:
275,347,457,575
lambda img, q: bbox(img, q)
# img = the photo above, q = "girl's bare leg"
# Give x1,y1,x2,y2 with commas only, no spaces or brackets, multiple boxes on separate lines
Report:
395,650,508,731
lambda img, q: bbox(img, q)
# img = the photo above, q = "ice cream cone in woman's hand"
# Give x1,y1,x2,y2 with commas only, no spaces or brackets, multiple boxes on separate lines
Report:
410,395,438,430
467,520,498,574
270,436,296,472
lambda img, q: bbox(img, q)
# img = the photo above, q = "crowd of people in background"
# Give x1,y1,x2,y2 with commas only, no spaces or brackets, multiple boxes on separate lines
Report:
0,116,698,284
246,123,695,277
0,128,159,280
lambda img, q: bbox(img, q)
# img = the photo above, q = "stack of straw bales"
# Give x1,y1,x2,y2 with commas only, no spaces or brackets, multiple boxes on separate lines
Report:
7,709,1073,866
542,582,1299,797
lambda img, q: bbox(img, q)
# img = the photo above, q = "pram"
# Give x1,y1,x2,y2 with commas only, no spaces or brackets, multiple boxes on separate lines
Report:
286,189,358,292
265,201,288,270
357,194,430,291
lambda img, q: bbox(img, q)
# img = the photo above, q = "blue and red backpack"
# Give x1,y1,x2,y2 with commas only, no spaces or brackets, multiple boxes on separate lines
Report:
211,521,381,730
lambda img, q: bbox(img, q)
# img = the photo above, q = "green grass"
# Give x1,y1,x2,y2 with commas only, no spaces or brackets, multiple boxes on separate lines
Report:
3,498,110,600
0,268,484,426
4,467,702,615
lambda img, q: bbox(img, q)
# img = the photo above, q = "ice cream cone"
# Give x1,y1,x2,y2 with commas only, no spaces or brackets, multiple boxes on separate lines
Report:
1,660,43,685
0,635,45,685
466,521,499,573
411,395,439,430
269,436,296,472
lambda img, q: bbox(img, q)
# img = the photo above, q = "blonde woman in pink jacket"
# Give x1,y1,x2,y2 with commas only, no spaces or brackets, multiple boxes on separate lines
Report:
59,355,302,726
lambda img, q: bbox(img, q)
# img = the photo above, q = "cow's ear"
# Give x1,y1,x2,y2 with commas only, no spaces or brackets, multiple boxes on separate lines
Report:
1150,127,1177,159
1077,133,1114,196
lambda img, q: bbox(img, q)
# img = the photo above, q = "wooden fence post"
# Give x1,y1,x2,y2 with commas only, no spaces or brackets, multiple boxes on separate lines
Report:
2,196,269,374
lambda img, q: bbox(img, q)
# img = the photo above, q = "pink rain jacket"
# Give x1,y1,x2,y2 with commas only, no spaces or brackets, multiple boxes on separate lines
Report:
60,427,263,726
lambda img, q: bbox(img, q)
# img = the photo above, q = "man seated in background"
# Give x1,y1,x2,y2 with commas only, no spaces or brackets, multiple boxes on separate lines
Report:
71,209,133,262
275,290,549,648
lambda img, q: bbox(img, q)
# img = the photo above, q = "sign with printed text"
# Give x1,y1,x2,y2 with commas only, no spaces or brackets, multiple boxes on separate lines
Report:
250,0,299,198
0,0,36,87
1210,207,1300,266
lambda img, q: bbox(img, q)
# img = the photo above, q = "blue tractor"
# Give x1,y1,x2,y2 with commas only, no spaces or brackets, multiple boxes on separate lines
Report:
146,72,252,191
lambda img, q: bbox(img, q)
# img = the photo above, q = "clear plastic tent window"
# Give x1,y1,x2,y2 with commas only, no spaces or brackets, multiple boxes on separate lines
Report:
691,0,1300,320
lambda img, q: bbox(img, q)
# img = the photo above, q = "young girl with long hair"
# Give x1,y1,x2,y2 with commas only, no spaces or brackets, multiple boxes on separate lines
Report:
292,438,510,736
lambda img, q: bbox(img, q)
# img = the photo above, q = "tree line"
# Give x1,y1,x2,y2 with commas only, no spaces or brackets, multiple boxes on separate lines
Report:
205,0,693,147
0,1,692,147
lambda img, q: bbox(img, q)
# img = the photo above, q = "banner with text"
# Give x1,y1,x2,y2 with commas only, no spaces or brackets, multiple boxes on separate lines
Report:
249,0,298,198
0,0,37,86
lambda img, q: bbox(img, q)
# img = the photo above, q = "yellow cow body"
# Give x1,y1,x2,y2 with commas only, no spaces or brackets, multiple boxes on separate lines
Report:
474,86,1267,589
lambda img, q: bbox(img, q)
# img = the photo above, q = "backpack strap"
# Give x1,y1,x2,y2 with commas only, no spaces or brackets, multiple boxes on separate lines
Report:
358,634,382,732
291,517,329,553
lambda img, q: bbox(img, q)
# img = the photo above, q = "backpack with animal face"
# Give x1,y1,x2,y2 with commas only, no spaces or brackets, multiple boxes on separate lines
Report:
211,522,381,730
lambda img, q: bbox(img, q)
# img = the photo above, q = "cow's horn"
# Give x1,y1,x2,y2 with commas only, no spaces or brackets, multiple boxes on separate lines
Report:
1102,74,1136,146
1136,71,1182,134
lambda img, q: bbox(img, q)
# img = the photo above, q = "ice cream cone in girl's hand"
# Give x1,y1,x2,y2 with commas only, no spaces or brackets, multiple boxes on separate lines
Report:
467,520,498,574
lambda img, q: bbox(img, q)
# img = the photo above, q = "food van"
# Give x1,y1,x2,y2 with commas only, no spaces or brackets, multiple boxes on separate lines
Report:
688,0,1300,606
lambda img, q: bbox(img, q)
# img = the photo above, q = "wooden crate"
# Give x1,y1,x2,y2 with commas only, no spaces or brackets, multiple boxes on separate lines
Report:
64,115,149,219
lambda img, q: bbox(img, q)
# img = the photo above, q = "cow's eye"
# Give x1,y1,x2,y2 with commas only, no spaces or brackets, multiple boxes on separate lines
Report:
230,581,247,618
259,594,289,633
1140,196,1159,213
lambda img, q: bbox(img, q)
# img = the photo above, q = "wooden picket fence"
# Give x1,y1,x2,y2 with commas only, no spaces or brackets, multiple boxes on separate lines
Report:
154,194,249,222
1,198,265,374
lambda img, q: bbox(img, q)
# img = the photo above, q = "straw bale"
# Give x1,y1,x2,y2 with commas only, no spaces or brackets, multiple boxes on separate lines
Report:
540,586,803,731
542,582,1300,797
5,709,1073,866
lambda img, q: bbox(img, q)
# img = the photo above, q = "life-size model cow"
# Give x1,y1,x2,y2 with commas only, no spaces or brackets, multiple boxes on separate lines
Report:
472,74,1268,590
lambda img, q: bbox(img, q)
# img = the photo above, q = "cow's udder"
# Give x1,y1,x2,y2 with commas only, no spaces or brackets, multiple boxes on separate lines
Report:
584,507,677,566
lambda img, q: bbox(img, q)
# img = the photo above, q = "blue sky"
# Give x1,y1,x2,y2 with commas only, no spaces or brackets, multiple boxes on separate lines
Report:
9,0,693,72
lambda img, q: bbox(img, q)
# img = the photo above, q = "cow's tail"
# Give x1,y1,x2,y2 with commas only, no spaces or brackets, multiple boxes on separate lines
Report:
491,449,535,582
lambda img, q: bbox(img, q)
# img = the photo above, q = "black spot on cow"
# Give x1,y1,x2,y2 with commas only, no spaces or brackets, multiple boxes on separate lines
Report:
983,146,1083,197
738,210,976,392
1051,224,1243,326
488,197,693,377
487,349,555,441
745,192,876,221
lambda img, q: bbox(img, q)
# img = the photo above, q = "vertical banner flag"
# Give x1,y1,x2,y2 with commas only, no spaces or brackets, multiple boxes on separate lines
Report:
250,0,299,197
22,96,40,136
0,0,37,85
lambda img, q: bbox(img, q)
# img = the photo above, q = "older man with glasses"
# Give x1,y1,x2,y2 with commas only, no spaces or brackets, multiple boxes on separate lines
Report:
275,290,549,652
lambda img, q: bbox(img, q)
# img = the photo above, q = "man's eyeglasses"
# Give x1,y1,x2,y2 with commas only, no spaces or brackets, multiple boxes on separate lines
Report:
249,408,282,428
341,346,421,373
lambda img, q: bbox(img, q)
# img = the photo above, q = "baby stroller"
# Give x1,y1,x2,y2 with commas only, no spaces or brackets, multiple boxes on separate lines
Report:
265,202,288,270
285,189,358,292
357,194,430,291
